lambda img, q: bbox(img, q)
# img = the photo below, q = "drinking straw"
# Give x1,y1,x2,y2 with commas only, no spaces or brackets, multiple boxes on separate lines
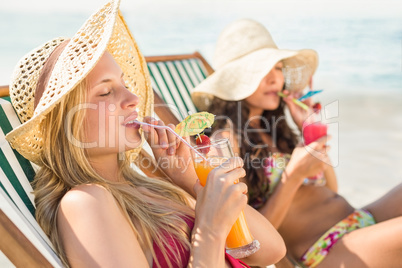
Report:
277,92,309,110
134,120,208,161
298,89,323,101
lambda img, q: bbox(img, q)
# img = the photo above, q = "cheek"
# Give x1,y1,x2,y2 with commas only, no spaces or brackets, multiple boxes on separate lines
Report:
83,110,100,142
83,106,114,142
245,93,260,107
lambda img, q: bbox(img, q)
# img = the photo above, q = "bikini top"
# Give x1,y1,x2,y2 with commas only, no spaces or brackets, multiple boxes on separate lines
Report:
152,216,194,268
152,216,250,268
248,152,291,210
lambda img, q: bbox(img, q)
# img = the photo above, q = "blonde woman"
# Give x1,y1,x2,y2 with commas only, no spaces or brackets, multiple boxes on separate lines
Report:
192,19,402,268
5,2,285,268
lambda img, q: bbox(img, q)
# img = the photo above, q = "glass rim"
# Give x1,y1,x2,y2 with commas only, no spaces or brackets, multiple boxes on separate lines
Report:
302,121,328,127
193,137,230,151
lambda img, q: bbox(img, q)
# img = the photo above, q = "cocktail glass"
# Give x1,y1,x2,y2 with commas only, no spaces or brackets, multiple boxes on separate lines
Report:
302,122,327,186
192,138,260,259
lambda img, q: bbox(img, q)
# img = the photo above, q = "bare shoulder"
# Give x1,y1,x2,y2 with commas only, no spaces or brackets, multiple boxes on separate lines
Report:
60,184,113,206
58,184,117,223
57,187,148,266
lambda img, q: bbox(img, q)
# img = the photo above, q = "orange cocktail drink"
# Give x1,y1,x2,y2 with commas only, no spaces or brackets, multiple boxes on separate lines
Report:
192,138,260,258
194,158,254,248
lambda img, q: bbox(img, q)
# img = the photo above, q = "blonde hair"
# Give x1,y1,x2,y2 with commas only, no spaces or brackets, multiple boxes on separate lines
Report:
33,80,195,267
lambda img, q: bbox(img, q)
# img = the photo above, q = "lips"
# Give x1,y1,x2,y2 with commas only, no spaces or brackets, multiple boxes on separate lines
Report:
125,121,140,129
122,112,140,129
264,91,280,96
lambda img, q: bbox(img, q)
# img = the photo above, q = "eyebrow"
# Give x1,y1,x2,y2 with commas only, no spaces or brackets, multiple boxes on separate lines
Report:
95,73,125,87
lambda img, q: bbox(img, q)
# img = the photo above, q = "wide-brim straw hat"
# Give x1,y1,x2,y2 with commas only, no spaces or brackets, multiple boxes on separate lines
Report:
5,0,153,164
192,19,318,111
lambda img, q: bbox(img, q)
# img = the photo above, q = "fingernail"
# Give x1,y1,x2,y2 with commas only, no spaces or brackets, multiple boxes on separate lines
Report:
161,141,168,148
168,147,175,155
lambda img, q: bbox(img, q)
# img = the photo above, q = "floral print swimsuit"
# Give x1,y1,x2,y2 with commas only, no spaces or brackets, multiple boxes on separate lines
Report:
248,153,376,268
300,209,375,267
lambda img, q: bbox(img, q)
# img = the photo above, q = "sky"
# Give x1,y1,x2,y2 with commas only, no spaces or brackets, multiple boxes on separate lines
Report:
1,0,401,17
0,0,400,87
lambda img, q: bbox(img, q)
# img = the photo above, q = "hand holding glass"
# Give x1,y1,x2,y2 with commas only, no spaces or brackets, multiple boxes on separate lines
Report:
192,138,260,259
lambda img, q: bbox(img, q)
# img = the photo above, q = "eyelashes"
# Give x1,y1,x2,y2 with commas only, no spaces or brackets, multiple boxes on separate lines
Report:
99,83,128,97
100,90,111,97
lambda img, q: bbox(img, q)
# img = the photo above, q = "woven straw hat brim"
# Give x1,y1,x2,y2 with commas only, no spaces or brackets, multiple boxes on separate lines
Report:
192,47,318,111
5,0,153,164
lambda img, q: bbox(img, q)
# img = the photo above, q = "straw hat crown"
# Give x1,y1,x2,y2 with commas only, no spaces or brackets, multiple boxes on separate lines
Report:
10,38,67,124
6,0,153,164
214,19,277,69
191,18,318,111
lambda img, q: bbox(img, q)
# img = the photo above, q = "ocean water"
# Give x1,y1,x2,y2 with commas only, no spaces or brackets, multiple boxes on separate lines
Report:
0,0,401,95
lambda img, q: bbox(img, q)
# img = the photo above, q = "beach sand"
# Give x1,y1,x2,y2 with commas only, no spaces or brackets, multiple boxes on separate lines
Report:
324,92,402,207
1,93,401,266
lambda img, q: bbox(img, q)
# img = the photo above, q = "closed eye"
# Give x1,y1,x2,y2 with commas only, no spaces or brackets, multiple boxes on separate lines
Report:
100,91,111,97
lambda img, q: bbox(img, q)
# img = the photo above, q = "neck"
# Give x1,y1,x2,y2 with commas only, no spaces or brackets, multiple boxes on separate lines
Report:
247,106,264,128
88,154,121,182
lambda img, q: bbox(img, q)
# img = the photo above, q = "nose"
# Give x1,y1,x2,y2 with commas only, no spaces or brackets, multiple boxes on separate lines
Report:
122,86,139,110
263,68,283,87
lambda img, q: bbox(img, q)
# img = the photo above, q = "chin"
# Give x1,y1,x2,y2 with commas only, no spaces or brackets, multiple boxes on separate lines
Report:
263,102,280,111
119,133,142,149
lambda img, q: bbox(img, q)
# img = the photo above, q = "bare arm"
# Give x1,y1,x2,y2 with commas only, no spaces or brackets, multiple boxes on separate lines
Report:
259,138,330,228
258,168,304,229
189,158,285,267
240,205,286,265
57,184,149,267
323,164,338,192
190,203,287,267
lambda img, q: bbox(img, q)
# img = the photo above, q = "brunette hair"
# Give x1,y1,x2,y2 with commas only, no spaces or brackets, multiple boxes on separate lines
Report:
208,97,299,205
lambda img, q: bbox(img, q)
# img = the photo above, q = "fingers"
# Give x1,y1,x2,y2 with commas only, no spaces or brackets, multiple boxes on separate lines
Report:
236,181,248,195
166,124,178,155
142,117,173,151
281,90,293,104
142,116,158,133
193,180,202,197
229,182,249,206
194,176,248,196
317,135,331,144
142,117,161,147
154,120,169,149
310,135,332,153
304,97,313,107
207,157,245,183
195,176,248,209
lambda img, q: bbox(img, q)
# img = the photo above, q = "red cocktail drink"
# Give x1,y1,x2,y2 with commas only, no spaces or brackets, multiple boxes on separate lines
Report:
302,122,328,185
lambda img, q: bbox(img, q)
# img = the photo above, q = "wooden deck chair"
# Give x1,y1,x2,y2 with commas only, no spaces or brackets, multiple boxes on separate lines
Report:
0,86,166,267
0,94,61,267
145,52,213,125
